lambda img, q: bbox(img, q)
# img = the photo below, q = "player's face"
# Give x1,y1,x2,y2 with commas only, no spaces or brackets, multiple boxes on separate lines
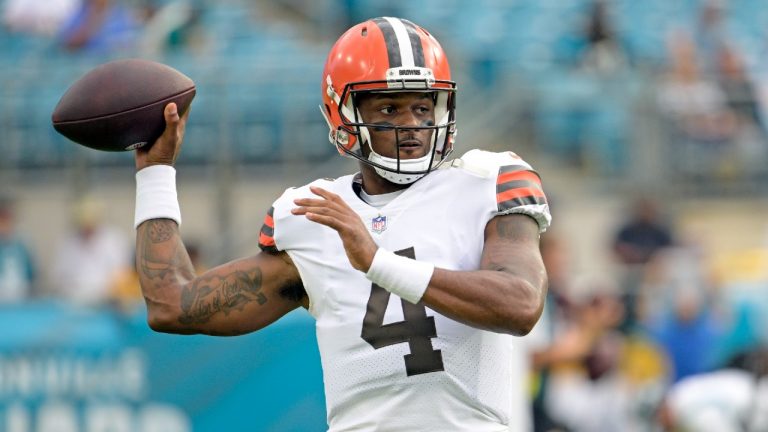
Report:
356,92,436,160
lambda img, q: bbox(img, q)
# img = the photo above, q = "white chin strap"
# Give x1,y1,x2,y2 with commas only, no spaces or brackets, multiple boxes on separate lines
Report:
359,123,435,185
368,149,432,184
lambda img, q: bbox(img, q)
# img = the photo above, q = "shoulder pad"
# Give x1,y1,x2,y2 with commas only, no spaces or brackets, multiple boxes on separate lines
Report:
450,149,532,178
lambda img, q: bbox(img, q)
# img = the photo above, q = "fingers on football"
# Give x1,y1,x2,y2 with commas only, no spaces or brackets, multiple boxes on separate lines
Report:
163,103,181,140
165,103,179,122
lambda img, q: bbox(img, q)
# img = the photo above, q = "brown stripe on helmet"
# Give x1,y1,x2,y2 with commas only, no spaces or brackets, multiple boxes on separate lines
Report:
372,17,402,67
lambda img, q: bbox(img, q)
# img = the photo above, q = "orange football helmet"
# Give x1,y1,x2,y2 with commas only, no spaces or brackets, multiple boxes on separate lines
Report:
320,17,457,184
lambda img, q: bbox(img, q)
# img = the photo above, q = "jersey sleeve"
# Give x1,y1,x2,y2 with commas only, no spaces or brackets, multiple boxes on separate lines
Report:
258,205,278,252
257,179,336,253
257,186,300,253
458,149,552,232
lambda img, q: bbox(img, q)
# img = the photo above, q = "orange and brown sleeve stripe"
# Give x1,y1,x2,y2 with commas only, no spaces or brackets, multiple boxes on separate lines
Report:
258,206,277,252
496,166,547,212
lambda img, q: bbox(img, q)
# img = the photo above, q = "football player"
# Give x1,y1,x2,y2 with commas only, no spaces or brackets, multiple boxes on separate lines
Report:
134,17,551,431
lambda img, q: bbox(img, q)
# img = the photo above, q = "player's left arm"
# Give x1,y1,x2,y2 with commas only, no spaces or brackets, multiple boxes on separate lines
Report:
424,213,547,336
293,186,547,336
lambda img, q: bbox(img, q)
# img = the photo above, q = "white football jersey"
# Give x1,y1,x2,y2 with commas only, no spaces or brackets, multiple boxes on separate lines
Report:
259,150,551,432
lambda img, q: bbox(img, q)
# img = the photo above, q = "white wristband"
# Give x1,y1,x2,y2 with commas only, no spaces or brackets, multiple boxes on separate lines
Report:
134,165,181,229
365,248,434,304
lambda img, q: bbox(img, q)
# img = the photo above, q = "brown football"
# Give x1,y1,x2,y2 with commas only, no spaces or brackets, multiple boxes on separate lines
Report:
52,58,195,151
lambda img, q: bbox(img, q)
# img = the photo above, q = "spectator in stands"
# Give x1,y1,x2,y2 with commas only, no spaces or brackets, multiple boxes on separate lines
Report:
51,195,130,306
612,195,674,332
56,0,140,55
714,44,768,174
137,0,206,56
716,45,764,130
532,233,668,431
642,246,725,383
665,0,729,77
578,0,629,75
538,275,632,432
552,0,631,175
657,34,738,174
613,196,673,267
1,0,80,36
691,0,729,76
0,194,37,303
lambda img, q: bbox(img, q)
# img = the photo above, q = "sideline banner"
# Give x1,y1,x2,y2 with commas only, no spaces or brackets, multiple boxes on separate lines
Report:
0,302,326,432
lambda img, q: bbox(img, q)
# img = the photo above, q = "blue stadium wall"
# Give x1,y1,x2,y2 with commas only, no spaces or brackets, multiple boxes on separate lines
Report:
0,303,327,432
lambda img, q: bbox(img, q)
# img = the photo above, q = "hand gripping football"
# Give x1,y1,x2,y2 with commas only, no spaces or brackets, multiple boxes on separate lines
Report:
51,58,196,151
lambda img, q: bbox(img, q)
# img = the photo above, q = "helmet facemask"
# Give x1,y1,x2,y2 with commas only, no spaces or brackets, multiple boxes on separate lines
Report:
328,77,456,184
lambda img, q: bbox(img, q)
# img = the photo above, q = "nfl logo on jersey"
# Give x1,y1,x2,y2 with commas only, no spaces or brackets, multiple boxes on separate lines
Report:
371,215,387,233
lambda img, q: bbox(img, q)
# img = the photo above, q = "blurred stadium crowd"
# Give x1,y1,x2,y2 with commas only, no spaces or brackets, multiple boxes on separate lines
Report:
2,0,768,431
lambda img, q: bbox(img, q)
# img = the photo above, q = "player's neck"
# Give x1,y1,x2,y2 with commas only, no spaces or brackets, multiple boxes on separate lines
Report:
359,165,411,195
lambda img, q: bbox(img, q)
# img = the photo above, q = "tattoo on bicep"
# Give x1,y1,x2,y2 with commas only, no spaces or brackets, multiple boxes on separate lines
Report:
484,216,538,274
178,267,268,325
495,215,535,241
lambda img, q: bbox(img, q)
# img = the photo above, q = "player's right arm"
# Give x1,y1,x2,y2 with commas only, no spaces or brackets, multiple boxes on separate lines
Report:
133,103,305,336
136,219,305,336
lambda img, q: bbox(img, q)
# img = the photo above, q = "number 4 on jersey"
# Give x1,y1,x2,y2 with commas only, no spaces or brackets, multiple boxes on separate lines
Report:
361,247,445,376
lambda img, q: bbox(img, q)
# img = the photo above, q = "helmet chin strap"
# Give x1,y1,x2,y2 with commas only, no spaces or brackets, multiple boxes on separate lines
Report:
359,124,433,185
369,149,432,184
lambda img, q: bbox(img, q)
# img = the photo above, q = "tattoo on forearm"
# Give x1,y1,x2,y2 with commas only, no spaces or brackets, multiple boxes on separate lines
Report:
137,219,268,330
179,268,267,325
149,220,174,242
137,219,193,282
